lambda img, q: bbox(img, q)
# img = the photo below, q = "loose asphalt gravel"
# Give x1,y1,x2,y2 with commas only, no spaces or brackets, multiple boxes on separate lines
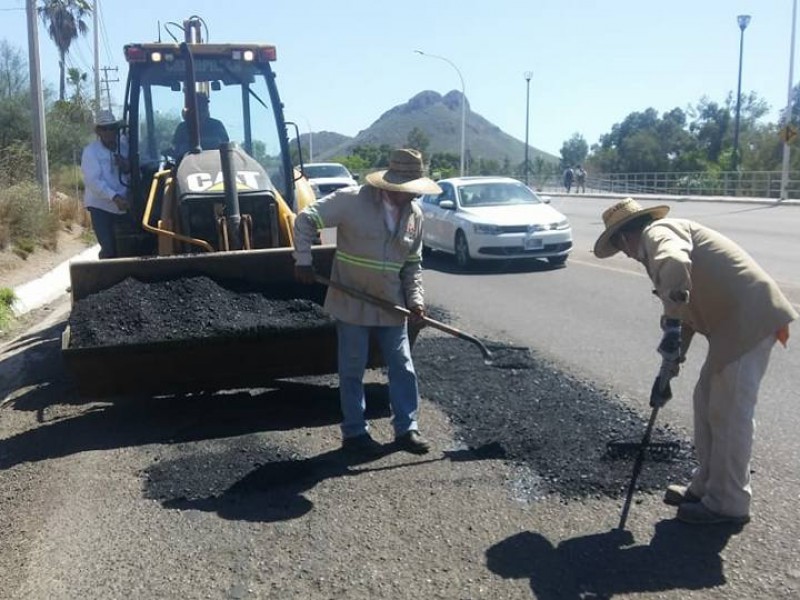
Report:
68,275,696,500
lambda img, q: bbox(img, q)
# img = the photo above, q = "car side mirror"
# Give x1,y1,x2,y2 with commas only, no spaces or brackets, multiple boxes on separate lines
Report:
439,200,455,210
352,173,360,181
540,195,552,204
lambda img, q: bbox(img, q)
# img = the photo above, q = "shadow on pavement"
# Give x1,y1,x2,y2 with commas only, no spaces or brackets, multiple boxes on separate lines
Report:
145,443,506,523
0,378,391,470
486,520,743,598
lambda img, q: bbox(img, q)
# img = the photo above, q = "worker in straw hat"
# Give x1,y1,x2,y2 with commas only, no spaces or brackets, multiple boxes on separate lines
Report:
81,109,130,259
594,197,797,525
293,148,442,457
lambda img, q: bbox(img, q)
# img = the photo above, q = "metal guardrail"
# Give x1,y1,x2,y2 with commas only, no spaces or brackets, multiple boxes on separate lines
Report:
538,170,799,199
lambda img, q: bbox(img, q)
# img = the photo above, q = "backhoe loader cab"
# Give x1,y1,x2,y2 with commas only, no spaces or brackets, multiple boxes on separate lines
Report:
120,40,299,255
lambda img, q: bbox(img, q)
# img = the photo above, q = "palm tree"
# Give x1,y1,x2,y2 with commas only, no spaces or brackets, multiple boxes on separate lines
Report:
67,67,87,103
37,0,92,102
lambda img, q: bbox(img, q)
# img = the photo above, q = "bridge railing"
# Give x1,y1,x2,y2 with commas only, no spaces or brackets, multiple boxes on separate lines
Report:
536,170,799,199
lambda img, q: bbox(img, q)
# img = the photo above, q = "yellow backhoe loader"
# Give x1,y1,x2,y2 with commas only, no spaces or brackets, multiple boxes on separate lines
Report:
62,17,344,397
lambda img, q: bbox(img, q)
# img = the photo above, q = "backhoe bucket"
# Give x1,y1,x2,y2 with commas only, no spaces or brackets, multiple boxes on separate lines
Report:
61,246,356,398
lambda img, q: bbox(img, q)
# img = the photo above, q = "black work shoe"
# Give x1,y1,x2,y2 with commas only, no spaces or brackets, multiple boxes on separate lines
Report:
341,434,383,457
395,430,431,455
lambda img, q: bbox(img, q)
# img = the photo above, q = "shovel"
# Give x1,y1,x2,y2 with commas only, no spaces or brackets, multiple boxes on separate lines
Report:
314,274,493,362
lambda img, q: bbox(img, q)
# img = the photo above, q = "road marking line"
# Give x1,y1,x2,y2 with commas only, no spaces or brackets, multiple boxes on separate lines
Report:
569,258,800,312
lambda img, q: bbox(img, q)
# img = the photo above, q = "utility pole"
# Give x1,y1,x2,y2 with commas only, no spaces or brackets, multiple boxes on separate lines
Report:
26,0,51,208
100,66,119,112
93,0,101,111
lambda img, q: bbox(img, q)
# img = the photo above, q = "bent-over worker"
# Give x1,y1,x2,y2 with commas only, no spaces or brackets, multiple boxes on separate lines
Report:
594,198,797,525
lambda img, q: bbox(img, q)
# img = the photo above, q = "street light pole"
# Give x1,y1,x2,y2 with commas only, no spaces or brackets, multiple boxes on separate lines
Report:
780,0,797,201
524,71,532,185
414,50,466,177
732,14,751,174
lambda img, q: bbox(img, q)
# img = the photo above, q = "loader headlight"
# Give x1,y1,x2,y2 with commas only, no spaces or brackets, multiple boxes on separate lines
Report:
473,223,502,235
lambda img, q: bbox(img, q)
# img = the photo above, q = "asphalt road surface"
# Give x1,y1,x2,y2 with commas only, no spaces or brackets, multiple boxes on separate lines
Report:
1,195,798,599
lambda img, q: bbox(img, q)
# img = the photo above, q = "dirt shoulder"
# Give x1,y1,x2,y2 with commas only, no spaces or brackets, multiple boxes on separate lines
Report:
0,227,92,291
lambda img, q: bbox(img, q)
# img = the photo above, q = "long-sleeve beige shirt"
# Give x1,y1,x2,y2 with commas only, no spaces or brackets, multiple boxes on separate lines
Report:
638,218,797,372
293,185,424,327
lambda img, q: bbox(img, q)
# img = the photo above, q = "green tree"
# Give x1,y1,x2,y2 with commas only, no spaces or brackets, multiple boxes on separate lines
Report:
45,99,92,166
560,133,588,170
0,41,31,153
429,152,459,179
406,127,430,155
66,67,88,105
0,40,27,98
38,0,92,102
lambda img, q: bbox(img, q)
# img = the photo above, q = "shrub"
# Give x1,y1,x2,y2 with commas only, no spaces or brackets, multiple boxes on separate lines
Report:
0,141,35,188
0,181,59,253
0,287,15,332
50,186,90,229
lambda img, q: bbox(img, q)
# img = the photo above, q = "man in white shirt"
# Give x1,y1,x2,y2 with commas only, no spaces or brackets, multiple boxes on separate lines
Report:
81,110,130,259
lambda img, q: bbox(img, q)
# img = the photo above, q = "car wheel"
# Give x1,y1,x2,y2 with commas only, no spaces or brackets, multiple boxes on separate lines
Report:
454,231,472,270
548,255,568,267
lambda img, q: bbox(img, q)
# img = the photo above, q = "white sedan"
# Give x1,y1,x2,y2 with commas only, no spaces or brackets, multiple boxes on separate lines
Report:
418,176,573,269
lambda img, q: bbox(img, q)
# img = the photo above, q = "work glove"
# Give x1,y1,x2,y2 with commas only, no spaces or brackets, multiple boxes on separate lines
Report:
650,373,674,408
657,318,682,362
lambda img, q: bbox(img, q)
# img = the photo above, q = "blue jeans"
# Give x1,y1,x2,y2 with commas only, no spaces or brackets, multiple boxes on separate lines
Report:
336,320,420,439
88,207,123,259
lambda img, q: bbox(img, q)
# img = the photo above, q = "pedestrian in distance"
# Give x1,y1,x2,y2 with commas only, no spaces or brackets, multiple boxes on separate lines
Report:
575,165,586,193
81,110,130,259
563,166,574,193
594,198,797,525
293,148,442,457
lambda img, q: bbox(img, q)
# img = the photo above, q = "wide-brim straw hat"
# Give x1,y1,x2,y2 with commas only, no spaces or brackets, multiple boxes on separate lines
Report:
594,197,670,258
365,148,442,195
94,109,122,128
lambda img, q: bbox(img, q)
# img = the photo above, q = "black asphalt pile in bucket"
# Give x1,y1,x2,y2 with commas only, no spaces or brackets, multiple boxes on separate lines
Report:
68,275,334,349
412,336,695,500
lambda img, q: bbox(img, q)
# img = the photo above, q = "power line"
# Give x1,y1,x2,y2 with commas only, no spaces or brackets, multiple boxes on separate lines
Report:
96,0,114,63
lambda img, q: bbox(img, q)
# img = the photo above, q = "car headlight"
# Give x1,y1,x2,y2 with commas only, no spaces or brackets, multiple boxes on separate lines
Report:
553,219,570,230
473,223,502,235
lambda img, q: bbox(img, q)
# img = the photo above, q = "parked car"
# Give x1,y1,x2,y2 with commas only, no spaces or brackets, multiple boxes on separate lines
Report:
303,162,359,198
418,176,573,269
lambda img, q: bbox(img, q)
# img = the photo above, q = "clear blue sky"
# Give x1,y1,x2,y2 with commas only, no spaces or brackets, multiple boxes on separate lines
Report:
0,0,796,156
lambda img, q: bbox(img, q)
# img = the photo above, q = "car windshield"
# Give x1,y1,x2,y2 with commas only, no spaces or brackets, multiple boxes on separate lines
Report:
457,182,541,207
305,164,350,179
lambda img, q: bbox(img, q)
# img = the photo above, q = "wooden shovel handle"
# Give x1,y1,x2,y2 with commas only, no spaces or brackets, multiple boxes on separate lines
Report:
314,275,493,360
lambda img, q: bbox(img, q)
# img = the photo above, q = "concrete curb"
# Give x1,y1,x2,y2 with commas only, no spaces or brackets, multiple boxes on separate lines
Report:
11,245,100,316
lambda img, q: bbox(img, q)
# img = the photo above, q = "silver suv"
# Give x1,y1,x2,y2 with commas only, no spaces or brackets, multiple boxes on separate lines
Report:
303,162,359,198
